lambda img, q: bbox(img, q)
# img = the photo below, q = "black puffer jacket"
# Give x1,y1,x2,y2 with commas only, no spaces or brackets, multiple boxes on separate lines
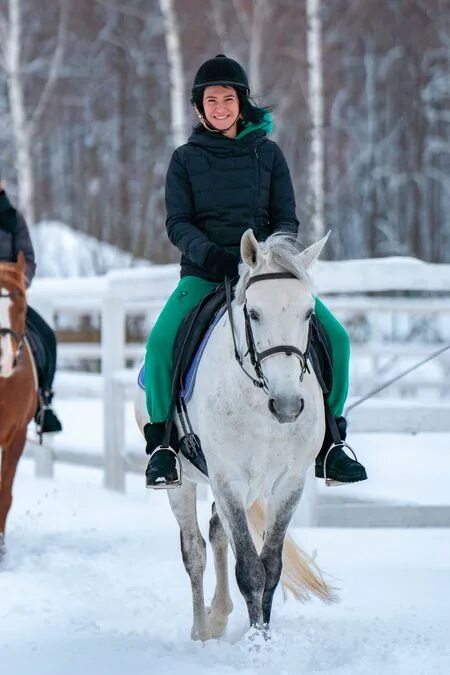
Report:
0,190,36,286
165,126,299,282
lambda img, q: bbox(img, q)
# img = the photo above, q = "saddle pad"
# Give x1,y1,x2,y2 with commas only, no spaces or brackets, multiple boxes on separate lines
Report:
137,305,226,400
181,305,226,402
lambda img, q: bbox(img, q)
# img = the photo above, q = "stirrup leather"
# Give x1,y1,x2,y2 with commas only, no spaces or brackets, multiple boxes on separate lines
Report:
146,445,182,490
323,441,359,487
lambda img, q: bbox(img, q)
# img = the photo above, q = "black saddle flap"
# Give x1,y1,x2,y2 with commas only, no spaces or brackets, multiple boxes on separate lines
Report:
171,283,227,398
310,314,333,395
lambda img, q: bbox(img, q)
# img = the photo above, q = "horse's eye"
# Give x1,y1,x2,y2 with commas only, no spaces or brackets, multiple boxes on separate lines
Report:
249,309,260,322
305,309,314,321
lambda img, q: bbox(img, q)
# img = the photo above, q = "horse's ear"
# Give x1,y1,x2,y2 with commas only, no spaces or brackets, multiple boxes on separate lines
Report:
299,231,330,270
16,250,26,272
241,229,260,268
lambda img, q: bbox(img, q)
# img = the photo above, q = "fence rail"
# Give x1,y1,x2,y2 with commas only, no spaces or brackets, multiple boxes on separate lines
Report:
26,256,450,526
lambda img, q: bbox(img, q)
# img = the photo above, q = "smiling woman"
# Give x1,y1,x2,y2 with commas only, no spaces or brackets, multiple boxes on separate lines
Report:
141,53,366,489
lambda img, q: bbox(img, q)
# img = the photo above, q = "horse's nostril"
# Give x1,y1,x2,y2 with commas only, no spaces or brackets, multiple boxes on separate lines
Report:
268,398,276,416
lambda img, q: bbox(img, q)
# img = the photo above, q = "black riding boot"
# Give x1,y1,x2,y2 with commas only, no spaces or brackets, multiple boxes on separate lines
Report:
315,416,367,484
35,389,63,433
144,422,181,489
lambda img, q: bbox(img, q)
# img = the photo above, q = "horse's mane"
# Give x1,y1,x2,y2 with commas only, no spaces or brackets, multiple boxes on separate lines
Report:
235,232,312,304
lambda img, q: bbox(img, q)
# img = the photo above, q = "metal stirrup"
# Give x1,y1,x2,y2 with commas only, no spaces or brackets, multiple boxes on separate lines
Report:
146,446,182,490
323,441,358,487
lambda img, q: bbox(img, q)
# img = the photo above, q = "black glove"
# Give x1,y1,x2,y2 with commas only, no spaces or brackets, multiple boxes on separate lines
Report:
205,246,239,279
0,190,19,234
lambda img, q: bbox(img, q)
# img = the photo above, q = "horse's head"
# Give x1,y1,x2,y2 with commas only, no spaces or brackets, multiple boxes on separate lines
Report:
234,230,329,424
0,252,27,377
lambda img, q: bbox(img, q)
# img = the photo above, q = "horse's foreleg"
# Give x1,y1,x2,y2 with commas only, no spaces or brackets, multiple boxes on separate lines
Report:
207,501,233,637
260,485,303,625
0,428,27,541
214,485,266,629
167,482,210,641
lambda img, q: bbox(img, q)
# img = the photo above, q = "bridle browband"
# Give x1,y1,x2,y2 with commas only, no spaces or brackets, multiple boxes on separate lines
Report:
225,273,312,393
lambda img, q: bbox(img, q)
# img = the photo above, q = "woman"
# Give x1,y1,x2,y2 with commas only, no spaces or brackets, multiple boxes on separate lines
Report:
144,54,366,488
0,181,62,433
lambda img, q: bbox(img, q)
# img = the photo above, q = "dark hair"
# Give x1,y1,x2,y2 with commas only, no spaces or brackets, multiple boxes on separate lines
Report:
190,86,273,128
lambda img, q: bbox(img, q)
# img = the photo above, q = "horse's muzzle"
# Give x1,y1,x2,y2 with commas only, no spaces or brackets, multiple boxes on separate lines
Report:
268,395,304,424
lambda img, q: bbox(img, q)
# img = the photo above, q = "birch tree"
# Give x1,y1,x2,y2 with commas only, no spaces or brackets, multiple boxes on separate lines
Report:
306,0,324,240
0,0,68,224
159,0,187,148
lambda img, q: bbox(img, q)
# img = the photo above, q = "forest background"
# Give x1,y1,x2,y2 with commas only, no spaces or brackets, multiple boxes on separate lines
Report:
0,0,448,265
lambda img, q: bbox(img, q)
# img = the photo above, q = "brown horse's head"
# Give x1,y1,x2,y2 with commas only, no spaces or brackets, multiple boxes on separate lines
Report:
0,252,27,377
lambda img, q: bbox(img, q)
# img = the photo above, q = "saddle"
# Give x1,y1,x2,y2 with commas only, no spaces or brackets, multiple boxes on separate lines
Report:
169,285,334,477
138,284,334,475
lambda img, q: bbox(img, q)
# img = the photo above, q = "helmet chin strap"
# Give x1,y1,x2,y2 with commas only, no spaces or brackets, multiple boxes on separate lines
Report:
194,105,240,134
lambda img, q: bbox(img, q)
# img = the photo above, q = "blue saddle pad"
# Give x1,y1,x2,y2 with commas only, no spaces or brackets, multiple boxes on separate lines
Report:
137,305,226,402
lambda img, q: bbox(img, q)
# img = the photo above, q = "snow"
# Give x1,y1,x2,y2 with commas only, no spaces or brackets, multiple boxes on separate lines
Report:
1,459,449,675
31,221,150,277
2,391,450,673
32,391,450,507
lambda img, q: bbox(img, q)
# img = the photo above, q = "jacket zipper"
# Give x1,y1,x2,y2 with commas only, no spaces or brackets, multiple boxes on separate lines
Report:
253,147,259,231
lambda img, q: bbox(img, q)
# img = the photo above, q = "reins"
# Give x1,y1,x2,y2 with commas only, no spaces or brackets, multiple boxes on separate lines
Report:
0,286,26,370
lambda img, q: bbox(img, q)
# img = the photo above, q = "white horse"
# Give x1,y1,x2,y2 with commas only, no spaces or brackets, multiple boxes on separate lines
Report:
135,230,334,641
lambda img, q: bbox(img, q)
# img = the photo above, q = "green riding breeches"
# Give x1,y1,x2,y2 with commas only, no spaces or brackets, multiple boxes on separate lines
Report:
144,276,350,423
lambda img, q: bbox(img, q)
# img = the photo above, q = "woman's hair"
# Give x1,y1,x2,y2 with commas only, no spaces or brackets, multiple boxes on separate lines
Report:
190,86,274,129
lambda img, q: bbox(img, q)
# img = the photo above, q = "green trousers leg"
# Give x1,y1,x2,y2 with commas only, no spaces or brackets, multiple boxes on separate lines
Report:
145,279,350,423
145,276,217,423
314,297,350,418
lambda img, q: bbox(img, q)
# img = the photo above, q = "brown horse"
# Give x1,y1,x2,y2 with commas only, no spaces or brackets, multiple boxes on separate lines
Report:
0,252,37,556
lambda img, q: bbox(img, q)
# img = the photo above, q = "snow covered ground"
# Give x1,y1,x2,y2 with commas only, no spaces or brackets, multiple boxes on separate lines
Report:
1,447,450,674
31,221,149,276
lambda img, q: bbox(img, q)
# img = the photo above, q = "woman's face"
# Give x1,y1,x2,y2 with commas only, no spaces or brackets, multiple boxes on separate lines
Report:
202,85,240,137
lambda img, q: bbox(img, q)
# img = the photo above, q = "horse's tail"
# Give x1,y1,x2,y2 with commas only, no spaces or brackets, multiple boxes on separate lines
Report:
247,499,336,603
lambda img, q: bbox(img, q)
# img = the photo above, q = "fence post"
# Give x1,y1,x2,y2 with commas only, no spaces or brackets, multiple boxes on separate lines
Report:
102,279,126,491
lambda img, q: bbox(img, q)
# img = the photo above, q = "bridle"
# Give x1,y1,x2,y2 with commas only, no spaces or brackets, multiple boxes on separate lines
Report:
225,273,312,394
0,288,25,369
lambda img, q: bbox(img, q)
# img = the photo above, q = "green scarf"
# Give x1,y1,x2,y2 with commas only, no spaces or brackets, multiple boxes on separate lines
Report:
236,111,273,139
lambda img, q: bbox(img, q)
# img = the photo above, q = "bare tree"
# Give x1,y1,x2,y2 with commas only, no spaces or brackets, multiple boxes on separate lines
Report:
0,0,68,224
306,0,325,240
159,0,187,147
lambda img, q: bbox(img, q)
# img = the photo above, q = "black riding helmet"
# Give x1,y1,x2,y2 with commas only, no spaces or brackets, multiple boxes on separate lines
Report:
192,54,250,95
191,54,268,129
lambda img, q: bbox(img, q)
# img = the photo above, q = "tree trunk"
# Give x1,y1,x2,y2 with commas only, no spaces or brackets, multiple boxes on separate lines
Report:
159,0,187,148
306,0,324,242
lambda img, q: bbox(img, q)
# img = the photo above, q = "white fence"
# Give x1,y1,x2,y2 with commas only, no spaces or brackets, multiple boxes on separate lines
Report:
26,257,450,525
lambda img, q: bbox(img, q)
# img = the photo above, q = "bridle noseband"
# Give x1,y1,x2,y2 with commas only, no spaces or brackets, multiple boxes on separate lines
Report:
225,273,312,393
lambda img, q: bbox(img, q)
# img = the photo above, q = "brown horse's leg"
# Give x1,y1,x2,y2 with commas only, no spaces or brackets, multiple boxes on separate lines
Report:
0,427,27,542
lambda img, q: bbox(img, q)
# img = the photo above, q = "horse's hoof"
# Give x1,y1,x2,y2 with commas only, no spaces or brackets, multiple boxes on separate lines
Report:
191,624,212,642
206,606,229,638
244,623,271,651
